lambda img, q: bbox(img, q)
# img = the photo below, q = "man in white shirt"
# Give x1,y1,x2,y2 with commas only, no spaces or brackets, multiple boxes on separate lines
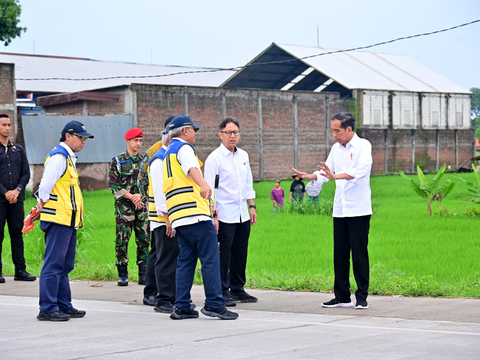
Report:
204,118,257,306
32,121,94,321
293,112,372,309
163,116,238,320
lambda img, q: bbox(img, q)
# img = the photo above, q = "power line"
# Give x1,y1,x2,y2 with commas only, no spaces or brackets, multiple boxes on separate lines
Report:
3,19,479,82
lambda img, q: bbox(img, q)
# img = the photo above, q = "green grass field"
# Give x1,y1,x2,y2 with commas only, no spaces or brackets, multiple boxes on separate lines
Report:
1,172,479,298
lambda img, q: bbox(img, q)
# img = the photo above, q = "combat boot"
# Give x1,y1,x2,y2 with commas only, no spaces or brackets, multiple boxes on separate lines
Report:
138,262,146,285
117,265,128,286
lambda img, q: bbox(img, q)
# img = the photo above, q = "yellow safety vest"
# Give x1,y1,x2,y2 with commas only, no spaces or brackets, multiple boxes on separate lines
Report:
163,140,211,225
40,145,84,228
147,150,166,224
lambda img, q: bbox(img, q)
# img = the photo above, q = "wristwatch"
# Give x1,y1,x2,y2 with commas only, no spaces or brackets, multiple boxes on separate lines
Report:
249,205,256,209
16,186,22,192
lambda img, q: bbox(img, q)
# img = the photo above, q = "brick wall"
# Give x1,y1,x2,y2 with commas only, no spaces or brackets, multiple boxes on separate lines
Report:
132,84,348,180
43,93,125,116
0,63,16,141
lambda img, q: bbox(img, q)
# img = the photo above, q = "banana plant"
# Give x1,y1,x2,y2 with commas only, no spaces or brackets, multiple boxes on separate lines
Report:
455,164,480,205
400,164,455,217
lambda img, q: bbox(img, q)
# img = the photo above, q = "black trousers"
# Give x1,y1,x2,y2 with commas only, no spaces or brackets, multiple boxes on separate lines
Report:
144,226,179,306
333,215,371,302
0,201,26,272
218,220,251,293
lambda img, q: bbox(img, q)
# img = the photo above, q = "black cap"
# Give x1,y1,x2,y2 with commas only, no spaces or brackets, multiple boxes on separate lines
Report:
162,116,175,135
61,121,94,138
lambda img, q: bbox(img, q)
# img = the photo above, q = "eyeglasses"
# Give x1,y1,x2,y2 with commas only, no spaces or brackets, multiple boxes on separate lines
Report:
220,130,240,137
74,135,89,142
185,126,199,133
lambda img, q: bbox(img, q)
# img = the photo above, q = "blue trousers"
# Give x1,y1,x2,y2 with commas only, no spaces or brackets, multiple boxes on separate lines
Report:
39,222,77,313
175,221,224,311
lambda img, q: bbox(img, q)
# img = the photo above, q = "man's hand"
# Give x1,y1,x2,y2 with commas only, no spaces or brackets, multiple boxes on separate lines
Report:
32,200,45,222
134,200,144,210
199,183,212,199
317,162,336,180
249,207,257,226
164,213,175,238
292,168,318,181
213,209,219,234
5,189,19,204
129,194,144,210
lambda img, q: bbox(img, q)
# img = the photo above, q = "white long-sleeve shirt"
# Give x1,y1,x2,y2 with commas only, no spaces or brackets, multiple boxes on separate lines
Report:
149,145,167,231
38,142,77,203
314,133,372,218
204,143,255,224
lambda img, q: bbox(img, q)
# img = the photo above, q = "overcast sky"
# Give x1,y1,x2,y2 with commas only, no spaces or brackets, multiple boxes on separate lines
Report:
3,0,480,91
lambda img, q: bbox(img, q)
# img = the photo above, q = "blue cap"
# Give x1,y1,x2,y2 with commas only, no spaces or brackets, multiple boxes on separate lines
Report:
61,121,94,138
167,116,202,131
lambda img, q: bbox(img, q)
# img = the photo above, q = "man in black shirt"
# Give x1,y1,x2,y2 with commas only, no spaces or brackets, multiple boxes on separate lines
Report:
0,114,36,283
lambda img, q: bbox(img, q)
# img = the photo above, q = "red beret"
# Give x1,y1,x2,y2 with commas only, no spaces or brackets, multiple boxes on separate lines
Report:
125,128,143,140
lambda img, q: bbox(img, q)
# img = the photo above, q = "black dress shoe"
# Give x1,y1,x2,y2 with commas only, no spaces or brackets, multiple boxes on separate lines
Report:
143,296,156,306
0,272,5,283
154,303,174,313
223,291,236,307
230,290,258,303
37,310,71,321
14,270,36,281
64,308,86,318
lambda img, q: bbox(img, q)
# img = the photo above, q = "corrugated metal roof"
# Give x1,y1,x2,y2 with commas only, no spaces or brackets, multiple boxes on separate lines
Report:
0,53,236,93
222,43,471,94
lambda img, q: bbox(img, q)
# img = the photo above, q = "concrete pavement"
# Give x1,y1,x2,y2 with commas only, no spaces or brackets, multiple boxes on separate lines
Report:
1,277,479,359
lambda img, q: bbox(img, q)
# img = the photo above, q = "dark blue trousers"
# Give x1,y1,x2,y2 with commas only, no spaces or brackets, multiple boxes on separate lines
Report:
39,222,77,313
175,221,224,311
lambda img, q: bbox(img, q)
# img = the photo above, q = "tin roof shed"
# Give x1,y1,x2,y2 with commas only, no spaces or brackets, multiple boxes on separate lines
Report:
221,43,471,96
0,52,236,93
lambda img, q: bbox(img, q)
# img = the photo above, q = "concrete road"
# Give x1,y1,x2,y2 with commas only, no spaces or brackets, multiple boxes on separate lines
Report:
1,277,479,359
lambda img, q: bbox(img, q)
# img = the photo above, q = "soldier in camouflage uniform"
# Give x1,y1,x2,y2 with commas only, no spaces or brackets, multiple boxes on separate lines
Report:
108,128,150,286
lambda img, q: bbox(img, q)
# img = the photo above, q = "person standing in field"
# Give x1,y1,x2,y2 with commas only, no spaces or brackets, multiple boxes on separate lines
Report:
0,114,36,283
109,128,149,287
305,179,322,206
163,115,238,320
293,111,372,309
32,120,94,321
271,180,284,213
289,174,305,203
204,117,258,306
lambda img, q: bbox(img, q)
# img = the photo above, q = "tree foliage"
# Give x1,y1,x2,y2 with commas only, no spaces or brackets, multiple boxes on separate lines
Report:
471,87,480,139
471,87,480,118
0,0,26,46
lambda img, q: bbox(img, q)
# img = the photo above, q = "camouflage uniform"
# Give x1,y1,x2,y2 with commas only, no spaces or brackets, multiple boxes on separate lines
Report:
137,140,163,202
109,151,150,266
